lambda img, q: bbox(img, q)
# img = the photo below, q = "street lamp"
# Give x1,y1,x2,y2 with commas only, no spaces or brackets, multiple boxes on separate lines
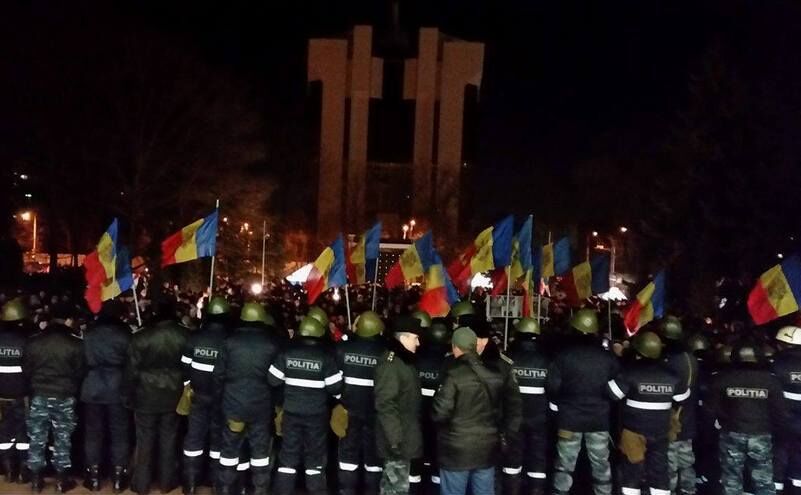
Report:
402,224,409,240
409,219,416,237
619,226,628,233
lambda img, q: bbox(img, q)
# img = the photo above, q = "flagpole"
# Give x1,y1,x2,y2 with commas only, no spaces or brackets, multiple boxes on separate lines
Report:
371,256,379,311
607,299,613,342
208,198,220,296
503,265,512,350
131,275,142,328
261,220,267,287
344,284,353,330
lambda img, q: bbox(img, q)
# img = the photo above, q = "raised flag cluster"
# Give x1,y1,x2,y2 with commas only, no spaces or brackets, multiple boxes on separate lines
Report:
448,215,514,293
346,222,381,285
384,232,459,317
83,219,133,313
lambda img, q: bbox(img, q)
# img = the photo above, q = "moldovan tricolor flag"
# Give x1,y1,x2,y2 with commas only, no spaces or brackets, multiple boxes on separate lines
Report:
306,235,347,304
491,215,533,296
83,219,134,313
748,256,801,325
448,215,514,293
418,253,461,317
540,237,571,279
346,222,381,285
624,271,666,335
563,254,611,306
385,232,436,288
161,210,219,267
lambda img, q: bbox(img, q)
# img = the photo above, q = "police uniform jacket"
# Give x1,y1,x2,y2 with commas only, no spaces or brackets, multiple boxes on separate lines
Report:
417,344,449,410
80,317,131,404
547,335,620,432
508,334,550,426
268,336,342,416
706,364,785,435
607,359,688,437
183,318,229,404
374,337,423,460
772,347,801,435
0,324,27,399
25,323,85,399
335,335,386,419
213,322,282,420
663,347,700,440
123,319,188,413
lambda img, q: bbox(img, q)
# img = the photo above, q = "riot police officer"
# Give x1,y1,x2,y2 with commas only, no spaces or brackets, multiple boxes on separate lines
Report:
608,331,688,495
0,298,29,484
657,316,700,495
81,300,132,493
547,308,619,495
771,326,801,493
706,345,785,495
270,316,343,495
336,311,387,495
504,317,550,495
413,315,450,494
181,296,232,494
213,302,283,495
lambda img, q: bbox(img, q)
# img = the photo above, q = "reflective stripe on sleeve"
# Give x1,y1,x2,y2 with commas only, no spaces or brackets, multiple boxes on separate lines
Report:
672,388,691,402
0,366,23,373
421,388,436,397
324,372,343,386
519,386,545,395
269,365,285,380
191,361,214,372
608,379,625,399
181,355,193,364
344,376,374,387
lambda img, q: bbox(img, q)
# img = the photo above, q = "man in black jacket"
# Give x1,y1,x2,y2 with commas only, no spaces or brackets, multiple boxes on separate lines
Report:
433,327,520,495
773,325,801,494
80,300,132,492
414,316,451,494
547,309,619,495
181,296,231,494
270,315,342,495
25,302,85,493
607,331,688,495
504,317,550,495
657,316,700,495
0,298,31,485
374,315,423,495
707,345,785,495
336,310,387,495
212,302,282,495
124,299,189,495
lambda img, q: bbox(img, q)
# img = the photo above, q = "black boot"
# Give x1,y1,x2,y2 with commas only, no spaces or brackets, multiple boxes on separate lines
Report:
1,455,16,483
215,483,234,495
17,464,31,484
182,470,198,495
30,470,44,493
112,466,128,494
56,471,77,493
83,465,101,491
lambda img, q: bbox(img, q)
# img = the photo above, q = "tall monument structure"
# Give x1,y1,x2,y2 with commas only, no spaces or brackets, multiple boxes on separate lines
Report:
308,25,484,242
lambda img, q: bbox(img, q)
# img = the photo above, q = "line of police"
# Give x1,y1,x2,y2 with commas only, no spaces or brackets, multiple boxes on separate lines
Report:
1,293,801,495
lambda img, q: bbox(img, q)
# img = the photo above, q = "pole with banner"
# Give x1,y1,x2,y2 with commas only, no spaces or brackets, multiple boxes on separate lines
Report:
131,275,143,328
261,220,267,287
344,284,353,330
208,198,220,296
371,256,380,311
503,266,512,350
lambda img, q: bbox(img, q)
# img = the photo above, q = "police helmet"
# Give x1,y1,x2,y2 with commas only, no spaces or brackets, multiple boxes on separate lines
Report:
515,317,540,335
299,316,326,338
570,308,599,334
632,331,663,359
355,311,384,338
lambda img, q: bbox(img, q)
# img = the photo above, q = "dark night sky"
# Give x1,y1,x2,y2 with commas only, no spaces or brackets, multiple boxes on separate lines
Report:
5,0,801,254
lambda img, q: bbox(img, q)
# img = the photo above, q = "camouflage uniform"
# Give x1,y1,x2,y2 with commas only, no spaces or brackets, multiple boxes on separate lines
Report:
381,459,411,495
26,397,77,472
552,431,612,495
719,432,774,495
667,439,696,494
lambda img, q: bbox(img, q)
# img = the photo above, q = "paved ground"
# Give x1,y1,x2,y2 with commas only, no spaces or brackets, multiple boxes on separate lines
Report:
0,479,195,494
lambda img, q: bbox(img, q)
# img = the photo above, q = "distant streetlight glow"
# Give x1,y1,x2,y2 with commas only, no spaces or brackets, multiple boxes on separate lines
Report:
332,287,341,302
592,231,598,237
402,224,409,240
20,211,32,221
24,193,32,198
778,253,784,259
19,174,28,180
619,226,628,233
250,282,263,295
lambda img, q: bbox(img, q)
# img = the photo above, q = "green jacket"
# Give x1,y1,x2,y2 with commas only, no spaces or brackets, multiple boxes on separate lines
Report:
124,320,189,413
374,337,423,461
433,351,522,470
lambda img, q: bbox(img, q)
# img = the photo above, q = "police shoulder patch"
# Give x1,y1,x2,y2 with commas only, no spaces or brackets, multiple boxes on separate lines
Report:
500,352,514,365
387,351,395,362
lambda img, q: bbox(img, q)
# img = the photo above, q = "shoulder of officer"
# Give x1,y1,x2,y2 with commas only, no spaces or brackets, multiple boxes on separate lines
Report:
386,351,395,363
499,352,514,366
